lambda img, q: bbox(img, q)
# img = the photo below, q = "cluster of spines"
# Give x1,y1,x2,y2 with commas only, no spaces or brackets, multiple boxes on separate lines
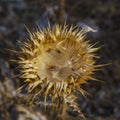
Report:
17,23,100,105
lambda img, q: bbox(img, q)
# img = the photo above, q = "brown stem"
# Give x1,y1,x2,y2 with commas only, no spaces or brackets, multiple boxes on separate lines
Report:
58,0,65,24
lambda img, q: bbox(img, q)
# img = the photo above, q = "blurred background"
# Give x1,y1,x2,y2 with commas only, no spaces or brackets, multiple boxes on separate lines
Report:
0,0,120,120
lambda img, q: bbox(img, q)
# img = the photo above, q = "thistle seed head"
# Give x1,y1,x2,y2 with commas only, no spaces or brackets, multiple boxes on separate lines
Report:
18,23,99,104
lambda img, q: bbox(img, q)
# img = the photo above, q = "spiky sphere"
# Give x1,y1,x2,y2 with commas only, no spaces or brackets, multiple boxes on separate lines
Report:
18,24,98,104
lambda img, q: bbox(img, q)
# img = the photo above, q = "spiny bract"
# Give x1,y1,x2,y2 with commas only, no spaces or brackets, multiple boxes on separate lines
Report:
18,23,99,104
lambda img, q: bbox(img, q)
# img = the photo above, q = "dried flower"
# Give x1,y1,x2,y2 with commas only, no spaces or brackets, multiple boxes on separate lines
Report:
18,23,99,105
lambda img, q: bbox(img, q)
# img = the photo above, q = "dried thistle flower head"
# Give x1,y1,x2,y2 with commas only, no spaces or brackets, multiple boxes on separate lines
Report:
18,23,99,104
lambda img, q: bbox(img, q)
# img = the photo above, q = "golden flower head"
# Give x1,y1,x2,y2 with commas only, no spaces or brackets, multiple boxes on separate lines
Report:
18,23,99,104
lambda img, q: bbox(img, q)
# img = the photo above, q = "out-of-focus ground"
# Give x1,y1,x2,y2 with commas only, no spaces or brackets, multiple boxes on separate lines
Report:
0,0,120,120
